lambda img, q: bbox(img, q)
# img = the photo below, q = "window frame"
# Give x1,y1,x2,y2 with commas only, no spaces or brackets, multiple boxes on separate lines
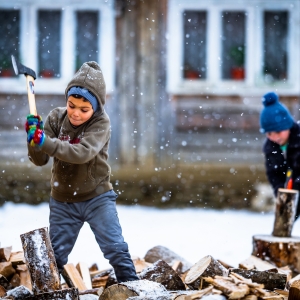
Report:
0,1,115,95
167,0,300,96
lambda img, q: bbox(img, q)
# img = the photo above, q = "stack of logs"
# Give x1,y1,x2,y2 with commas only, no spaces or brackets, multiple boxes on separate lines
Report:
1,239,300,300
1,188,300,299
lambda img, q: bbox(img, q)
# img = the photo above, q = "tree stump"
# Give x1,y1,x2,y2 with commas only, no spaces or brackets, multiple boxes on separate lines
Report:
144,245,192,273
138,259,186,290
272,188,299,237
252,234,300,274
99,279,169,300
20,227,61,294
184,255,228,290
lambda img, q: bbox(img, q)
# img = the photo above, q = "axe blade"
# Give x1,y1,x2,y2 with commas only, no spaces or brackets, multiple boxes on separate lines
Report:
11,55,36,80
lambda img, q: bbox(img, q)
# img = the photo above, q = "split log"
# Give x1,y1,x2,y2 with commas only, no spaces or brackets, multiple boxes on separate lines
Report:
144,245,192,273
15,264,32,290
62,263,88,291
91,269,117,288
272,188,299,237
238,255,276,271
0,247,12,262
252,234,300,274
132,257,152,273
184,255,229,290
0,262,15,279
170,285,214,299
20,227,61,294
203,276,250,299
228,268,287,291
79,288,103,295
99,279,169,300
138,259,186,290
76,262,92,289
9,251,26,267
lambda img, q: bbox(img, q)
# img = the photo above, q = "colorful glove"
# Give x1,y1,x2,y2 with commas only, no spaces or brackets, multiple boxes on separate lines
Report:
25,115,45,147
25,114,44,133
27,128,46,147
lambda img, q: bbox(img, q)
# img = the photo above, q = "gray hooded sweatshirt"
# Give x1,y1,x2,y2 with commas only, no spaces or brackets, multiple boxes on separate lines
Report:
27,61,113,202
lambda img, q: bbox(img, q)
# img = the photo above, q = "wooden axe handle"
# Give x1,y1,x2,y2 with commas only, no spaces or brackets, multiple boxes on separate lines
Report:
26,75,37,115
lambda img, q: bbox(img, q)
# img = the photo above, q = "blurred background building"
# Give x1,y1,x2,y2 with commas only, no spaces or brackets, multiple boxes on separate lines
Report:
0,0,299,169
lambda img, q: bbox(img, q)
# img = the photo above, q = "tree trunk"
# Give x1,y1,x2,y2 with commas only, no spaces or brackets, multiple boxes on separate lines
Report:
99,279,169,300
184,255,228,290
272,188,299,237
252,234,300,274
138,259,186,290
20,227,61,294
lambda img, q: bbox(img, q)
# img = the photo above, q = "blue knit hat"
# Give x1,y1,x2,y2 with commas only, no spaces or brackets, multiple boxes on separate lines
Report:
67,86,99,112
260,92,294,133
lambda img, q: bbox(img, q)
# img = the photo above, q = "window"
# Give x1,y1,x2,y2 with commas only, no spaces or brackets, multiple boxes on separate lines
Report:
38,10,61,78
0,9,20,77
221,11,246,80
76,11,99,71
183,11,207,80
263,11,288,82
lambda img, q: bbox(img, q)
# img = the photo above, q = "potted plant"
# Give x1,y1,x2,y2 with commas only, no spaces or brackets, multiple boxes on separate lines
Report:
230,45,245,80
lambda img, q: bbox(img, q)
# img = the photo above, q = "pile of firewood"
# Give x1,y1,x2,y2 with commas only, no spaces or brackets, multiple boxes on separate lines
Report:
1,239,300,300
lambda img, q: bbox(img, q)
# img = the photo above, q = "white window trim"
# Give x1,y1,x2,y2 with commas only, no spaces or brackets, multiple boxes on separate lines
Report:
167,0,300,96
0,0,115,95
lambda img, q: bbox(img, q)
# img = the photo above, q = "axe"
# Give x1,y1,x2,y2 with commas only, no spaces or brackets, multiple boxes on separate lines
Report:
11,55,37,115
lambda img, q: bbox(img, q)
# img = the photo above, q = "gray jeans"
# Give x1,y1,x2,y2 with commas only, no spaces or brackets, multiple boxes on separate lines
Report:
49,190,138,282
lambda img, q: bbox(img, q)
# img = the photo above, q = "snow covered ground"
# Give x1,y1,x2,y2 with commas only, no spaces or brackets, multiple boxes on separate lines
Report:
1,202,300,270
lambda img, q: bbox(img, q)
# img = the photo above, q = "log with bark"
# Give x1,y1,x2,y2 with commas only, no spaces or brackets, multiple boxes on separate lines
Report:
138,259,186,290
229,268,287,291
20,227,61,294
252,234,300,274
99,279,169,300
184,255,229,290
144,245,192,273
272,188,299,237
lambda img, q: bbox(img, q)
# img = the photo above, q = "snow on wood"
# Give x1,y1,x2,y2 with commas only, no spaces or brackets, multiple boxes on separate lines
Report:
20,227,61,294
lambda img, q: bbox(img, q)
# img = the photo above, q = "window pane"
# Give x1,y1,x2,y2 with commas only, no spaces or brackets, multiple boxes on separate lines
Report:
183,11,207,80
221,11,246,80
263,11,288,81
38,10,61,78
0,10,20,77
76,11,99,71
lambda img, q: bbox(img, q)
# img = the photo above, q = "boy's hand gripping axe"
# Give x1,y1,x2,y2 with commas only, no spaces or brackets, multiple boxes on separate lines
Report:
11,55,37,115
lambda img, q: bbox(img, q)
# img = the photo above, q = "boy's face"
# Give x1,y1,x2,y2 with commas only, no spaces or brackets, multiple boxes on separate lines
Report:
67,95,94,126
266,129,290,146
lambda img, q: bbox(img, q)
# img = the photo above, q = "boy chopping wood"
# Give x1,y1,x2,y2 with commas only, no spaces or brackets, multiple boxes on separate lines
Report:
25,61,139,283
260,91,300,220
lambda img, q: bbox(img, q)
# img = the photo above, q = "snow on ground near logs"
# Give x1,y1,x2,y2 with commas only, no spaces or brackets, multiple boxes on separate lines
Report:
2,202,300,270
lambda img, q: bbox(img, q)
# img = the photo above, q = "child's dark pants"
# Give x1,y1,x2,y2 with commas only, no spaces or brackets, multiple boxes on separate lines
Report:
49,190,138,283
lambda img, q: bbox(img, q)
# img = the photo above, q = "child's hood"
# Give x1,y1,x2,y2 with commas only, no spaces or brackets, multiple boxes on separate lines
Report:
65,61,106,111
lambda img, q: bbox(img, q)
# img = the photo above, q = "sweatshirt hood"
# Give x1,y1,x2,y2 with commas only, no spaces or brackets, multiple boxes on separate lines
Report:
65,61,106,111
